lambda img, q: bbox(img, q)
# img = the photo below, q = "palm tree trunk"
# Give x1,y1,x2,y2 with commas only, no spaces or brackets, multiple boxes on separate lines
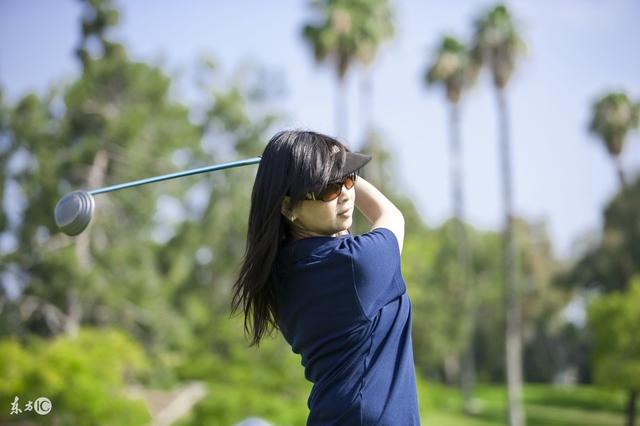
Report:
615,155,627,189
496,87,525,426
336,75,348,139
626,389,638,426
449,101,476,413
360,69,373,141
449,102,464,230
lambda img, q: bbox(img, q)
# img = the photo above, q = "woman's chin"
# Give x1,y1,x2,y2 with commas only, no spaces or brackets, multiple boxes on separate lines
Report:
340,216,353,228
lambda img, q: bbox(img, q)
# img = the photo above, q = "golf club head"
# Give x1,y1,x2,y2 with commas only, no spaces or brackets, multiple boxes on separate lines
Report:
54,190,95,236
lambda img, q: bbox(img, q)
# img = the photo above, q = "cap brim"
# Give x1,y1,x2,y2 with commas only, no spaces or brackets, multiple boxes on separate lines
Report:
343,152,372,175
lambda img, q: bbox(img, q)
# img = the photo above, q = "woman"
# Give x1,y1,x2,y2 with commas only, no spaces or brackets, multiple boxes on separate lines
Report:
232,130,420,425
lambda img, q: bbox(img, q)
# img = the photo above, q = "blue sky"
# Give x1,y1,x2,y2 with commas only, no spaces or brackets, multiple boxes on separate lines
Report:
1,0,639,260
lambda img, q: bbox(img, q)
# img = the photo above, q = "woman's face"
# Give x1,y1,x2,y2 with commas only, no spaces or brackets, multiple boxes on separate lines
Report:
284,181,355,239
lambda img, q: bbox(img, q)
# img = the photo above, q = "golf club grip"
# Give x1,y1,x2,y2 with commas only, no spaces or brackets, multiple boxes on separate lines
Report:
89,156,262,196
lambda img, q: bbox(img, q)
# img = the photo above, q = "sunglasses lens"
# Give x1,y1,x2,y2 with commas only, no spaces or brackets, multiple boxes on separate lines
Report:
317,174,357,201
344,175,355,189
320,183,342,202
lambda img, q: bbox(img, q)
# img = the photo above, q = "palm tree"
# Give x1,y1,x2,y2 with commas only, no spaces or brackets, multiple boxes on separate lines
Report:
589,92,640,189
425,35,479,413
471,5,527,426
302,0,394,140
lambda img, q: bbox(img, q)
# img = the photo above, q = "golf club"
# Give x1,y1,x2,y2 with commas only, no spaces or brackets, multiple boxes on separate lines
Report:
54,156,262,236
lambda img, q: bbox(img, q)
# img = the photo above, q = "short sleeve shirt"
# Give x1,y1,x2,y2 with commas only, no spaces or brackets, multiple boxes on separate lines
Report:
275,228,420,425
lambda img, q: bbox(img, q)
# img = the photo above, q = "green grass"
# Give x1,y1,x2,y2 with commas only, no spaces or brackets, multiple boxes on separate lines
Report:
419,381,627,426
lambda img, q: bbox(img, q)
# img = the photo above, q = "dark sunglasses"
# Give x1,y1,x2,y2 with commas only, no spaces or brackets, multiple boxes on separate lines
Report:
305,173,357,202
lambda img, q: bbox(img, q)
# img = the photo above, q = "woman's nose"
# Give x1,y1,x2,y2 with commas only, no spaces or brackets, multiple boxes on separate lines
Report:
339,183,352,203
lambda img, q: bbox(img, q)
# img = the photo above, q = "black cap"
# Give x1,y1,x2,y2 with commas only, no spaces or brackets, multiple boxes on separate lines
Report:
330,145,371,175
343,151,372,175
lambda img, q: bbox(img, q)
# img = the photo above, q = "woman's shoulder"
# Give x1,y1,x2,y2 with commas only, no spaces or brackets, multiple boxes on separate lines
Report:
343,227,399,252
277,228,398,267
277,234,348,265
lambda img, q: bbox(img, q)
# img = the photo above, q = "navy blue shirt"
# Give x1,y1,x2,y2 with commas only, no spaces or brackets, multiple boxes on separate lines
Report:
275,228,420,425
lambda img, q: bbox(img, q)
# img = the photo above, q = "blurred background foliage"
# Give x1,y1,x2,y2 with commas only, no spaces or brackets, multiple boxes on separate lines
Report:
0,0,638,425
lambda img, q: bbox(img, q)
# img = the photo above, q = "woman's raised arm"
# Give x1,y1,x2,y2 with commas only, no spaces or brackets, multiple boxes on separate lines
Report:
354,176,405,252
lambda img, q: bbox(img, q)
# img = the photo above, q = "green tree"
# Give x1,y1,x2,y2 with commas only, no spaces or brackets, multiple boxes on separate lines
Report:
1,0,201,350
0,328,151,425
1,0,280,383
515,219,571,383
302,0,394,139
565,175,640,294
425,34,480,412
555,174,640,397
589,92,640,189
471,4,527,425
588,276,640,426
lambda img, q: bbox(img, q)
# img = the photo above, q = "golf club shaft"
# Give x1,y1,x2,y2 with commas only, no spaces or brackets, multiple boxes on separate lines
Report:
89,156,262,196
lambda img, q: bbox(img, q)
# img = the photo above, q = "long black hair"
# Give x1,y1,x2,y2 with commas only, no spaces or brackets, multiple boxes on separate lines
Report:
231,130,349,347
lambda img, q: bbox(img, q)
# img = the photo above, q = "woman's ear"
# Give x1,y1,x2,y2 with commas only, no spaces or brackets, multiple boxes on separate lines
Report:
281,196,298,222
281,196,293,219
